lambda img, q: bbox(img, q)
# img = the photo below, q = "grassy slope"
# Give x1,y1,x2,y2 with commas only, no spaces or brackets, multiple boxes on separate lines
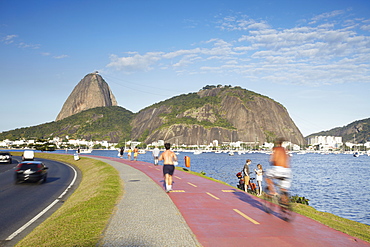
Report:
11,153,369,245
13,152,122,247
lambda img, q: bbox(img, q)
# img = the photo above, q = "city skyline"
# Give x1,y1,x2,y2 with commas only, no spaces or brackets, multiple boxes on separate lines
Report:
1,0,369,136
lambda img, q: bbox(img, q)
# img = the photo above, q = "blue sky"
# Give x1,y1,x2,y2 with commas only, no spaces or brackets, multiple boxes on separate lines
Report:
1,0,369,138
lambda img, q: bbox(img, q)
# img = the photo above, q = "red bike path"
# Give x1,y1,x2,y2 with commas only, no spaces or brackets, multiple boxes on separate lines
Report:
98,156,369,247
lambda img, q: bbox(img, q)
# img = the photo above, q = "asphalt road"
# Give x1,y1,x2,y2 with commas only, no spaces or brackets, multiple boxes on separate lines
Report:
0,156,77,246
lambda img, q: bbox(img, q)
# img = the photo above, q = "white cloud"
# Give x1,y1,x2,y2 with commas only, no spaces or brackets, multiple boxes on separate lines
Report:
1,34,18,44
217,15,270,31
361,24,370,31
107,52,164,73
1,34,40,49
18,42,40,49
53,54,68,59
309,10,345,24
106,10,370,86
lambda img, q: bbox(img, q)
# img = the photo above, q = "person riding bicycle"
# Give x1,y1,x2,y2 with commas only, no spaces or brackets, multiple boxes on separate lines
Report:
265,138,292,205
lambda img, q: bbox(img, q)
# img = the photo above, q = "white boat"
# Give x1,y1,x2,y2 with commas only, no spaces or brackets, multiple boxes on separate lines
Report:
80,149,92,153
193,150,202,155
228,151,234,156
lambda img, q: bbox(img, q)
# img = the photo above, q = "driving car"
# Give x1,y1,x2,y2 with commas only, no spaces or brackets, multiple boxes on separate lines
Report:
0,151,12,164
22,150,34,161
15,161,48,184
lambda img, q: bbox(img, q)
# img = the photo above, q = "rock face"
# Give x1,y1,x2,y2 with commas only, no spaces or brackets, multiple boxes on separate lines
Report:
130,86,305,145
56,73,117,121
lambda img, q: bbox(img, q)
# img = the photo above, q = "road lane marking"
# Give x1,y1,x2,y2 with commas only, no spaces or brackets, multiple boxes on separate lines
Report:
6,162,78,240
170,190,185,192
206,192,220,200
174,176,182,180
222,190,236,192
233,209,260,225
6,199,60,240
187,182,197,187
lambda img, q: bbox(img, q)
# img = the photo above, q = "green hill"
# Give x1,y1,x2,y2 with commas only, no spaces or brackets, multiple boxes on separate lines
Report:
131,85,305,145
306,118,370,143
0,106,134,143
0,85,309,146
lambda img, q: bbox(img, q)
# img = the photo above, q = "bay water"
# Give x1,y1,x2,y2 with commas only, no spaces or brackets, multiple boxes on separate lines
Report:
56,149,370,225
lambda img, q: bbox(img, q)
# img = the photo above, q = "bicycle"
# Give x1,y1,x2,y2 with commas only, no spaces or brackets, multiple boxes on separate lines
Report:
262,178,294,222
236,172,257,193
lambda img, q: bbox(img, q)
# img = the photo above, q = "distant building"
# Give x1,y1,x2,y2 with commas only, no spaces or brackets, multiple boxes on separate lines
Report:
308,136,343,150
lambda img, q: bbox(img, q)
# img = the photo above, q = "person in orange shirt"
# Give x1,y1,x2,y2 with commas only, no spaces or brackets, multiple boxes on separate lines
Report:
265,138,292,204
133,146,139,161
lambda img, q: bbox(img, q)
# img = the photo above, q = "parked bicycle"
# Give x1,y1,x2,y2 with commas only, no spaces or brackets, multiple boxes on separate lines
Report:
236,172,257,193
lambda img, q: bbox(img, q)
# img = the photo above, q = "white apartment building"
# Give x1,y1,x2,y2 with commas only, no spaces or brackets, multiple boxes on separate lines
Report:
307,136,343,150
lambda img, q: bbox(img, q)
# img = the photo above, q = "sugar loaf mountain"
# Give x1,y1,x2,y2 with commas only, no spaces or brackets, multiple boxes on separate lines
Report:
1,72,307,145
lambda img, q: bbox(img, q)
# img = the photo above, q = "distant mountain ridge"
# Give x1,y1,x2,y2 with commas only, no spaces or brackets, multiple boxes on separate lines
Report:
0,76,306,145
306,118,370,143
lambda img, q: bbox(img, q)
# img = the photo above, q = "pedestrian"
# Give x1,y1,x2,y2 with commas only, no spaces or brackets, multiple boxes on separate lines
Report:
133,146,139,161
152,146,160,165
119,147,124,158
127,147,132,160
243,159,251,192
255,164,263,196
159,143,178,192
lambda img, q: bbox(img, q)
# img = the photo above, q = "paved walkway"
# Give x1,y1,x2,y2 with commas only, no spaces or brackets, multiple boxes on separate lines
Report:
93,156,369,247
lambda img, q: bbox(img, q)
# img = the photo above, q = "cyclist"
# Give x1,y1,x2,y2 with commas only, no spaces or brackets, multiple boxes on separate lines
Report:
265,138,292,205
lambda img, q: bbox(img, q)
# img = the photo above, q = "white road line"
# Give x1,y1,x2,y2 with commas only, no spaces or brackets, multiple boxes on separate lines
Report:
6,161,78,241
6,199,59,240
58,163,77,199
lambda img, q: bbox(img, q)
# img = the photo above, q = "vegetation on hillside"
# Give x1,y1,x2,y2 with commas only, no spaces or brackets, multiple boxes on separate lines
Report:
141,85,273,131
0,106,134,142
306,117,370,143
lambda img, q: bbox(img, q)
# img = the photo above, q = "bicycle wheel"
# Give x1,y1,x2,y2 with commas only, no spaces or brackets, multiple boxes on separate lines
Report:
262,193,273,214
262,187,278,214
279,192,294,222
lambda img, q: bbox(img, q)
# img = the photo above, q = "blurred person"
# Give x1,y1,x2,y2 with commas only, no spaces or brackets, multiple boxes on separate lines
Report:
243,159,252,192
265,138,292,204
119,147,124,158
255,164,263,196
127,147,132,160
152,146,160,165
159,143,178,192
133,146,139,161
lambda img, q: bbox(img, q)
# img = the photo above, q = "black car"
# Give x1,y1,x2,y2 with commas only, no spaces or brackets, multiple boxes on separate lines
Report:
15,161,48,184
0,151,12,164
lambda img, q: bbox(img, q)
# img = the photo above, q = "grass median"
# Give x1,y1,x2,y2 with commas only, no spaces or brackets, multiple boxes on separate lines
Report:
13,153,122,247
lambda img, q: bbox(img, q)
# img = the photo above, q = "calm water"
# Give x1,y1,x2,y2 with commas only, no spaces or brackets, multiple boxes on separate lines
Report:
31,149,370,225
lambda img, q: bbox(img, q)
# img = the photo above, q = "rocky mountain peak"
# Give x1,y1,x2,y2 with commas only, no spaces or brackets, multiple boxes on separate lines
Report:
56,72,117,121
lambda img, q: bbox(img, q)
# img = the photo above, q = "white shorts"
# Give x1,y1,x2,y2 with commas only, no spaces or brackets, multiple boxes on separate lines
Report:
266,166,292,190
